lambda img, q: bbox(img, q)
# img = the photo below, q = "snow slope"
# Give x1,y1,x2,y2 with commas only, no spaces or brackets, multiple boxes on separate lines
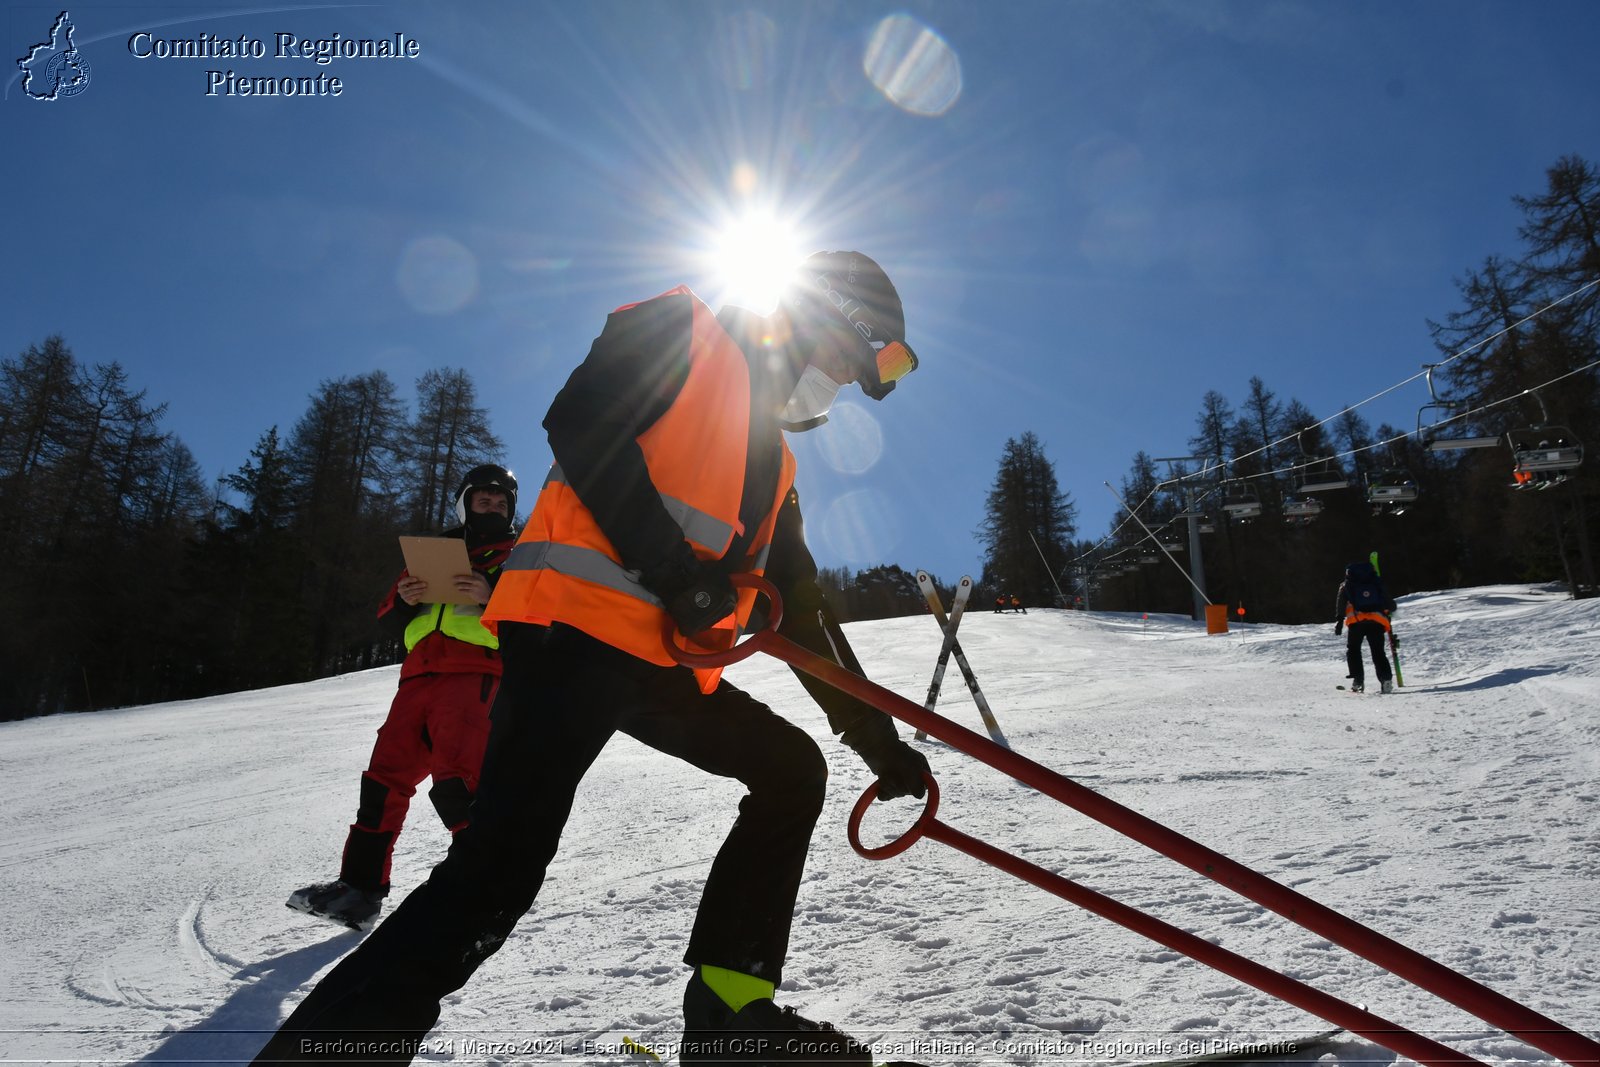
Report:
1,584,1596,1065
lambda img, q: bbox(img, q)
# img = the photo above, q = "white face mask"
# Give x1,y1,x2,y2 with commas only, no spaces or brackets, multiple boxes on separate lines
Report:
778,364,841,432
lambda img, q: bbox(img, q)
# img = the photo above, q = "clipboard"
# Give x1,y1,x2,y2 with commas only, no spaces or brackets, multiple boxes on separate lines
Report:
398,536,478,605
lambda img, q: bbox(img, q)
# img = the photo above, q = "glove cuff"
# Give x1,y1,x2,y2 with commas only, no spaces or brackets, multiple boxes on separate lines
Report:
840,714,898,757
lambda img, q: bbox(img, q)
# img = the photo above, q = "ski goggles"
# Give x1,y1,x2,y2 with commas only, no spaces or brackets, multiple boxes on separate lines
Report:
865,339,919,398
797,271,919,400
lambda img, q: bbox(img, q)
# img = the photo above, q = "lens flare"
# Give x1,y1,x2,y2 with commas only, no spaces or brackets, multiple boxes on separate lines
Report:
396,235,478,315
814,400,884,475
709,9,778,92
819,488,902,563
863,14,962,117
705,208,808,314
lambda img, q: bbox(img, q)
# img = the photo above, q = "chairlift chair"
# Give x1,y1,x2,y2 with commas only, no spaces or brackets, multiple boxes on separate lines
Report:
1506,390,1585,489
1282,496,1324,525
1366,469,1419,514
1151,523,1184,552
1296,462,1350,493
1417,363,1501,451
1293,429,1350,492
1221,481,1262,522
1174,506,1217,535
1508,427,1583,489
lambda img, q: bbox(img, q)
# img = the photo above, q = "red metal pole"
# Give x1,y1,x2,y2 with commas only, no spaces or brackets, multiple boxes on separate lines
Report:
847,778,1481,1067
667,579,1599,1067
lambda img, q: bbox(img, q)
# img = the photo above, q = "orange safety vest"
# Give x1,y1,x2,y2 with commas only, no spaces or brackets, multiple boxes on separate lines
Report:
1343,605,1392,631
485,286,796,693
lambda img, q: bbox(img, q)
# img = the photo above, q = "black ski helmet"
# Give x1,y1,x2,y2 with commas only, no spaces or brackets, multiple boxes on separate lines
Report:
786,251,918,399
453,463,518,526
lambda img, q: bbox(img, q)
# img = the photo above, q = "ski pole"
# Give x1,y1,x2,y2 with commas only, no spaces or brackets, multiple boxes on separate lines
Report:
848,776,1481,1067
915,576,968,740
914,573,1007,747
665,575,1600,1067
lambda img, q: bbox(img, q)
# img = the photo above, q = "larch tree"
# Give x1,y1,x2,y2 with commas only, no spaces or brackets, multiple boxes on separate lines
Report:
977,431,1077,606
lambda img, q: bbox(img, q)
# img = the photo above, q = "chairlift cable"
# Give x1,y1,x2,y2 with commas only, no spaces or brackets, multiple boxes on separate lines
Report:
1069,280,1599,568
1211,277,1599,482
1181,357,1598,494
1412,357,1600,441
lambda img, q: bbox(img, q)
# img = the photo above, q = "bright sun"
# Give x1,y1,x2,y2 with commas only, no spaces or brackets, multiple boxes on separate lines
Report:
705,210,809,314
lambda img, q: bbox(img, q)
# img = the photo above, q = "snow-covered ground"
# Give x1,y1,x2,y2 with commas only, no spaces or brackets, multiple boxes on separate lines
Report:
2,584,1596,1066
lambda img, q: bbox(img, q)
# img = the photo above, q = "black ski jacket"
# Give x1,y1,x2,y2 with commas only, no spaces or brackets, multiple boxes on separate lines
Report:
541,292,901,752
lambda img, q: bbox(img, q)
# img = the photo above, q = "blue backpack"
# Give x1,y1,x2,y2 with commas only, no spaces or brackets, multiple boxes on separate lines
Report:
1344,562,1386,612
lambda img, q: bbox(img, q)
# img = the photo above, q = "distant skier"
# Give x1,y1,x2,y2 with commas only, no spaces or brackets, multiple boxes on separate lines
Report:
1334,559,1396,693
994,593,1007,613
284,465,519,931
1009,594,1026,614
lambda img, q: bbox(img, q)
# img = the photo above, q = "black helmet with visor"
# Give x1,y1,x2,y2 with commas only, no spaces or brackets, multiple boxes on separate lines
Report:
787,251,918,400
453,463,518,531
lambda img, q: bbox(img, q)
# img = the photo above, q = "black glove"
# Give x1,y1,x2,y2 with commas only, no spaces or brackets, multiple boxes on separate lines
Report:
1333,622,1343,636
643,545,736,640
667,571,736,639
843,720,930,802
862,738,931,801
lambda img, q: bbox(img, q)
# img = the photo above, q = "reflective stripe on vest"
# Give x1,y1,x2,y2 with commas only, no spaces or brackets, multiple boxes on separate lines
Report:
500,536,777,617
544,464,737,557
485,286,794,693
503,540,662,606
403,600,500,652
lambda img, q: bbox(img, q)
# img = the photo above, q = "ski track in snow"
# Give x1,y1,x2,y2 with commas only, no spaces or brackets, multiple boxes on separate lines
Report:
1,583,1596,1065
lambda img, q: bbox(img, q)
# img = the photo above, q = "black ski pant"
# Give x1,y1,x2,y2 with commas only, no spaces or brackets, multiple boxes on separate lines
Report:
1344,621,1392,686
253,622,829,1065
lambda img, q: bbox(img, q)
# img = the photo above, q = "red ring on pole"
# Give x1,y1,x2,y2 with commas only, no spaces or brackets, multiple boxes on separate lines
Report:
847,773,940,860
662,573,784,669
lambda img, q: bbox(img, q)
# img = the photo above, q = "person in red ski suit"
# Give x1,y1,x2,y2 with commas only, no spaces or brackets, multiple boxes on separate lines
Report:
284,465,519,931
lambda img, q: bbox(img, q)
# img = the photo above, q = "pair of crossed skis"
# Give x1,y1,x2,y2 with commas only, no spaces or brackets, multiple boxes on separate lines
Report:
914,571,1009,748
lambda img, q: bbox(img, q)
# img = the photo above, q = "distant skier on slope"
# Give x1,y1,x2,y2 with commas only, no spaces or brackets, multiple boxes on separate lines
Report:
284,465,519,931
1333,559,1396,694
252,252,931,1066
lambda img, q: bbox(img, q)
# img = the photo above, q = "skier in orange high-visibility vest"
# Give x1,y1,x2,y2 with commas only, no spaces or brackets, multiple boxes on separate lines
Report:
255,253,930,1067
1334,559,1397,693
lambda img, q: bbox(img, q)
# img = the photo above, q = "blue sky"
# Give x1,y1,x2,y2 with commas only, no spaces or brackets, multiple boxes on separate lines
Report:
5,0,1599,584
